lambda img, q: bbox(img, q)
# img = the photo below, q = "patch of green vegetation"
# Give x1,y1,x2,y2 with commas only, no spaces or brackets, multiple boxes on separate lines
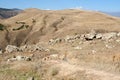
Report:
0,24,5,31
0,69,42,80
16,22,26,24
13,25,29,31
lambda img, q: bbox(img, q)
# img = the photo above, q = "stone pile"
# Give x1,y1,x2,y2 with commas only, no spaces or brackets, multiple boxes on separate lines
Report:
19,44,49,52
48,30,120,45
5,44,49,53
5,45,19,53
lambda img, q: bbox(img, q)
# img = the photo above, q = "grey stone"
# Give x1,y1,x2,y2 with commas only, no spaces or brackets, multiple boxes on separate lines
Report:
102,32,117,40
117,32,120,37
19,45,27,52
8,55,32,62
85,30,96,40
5,45,19,53
96,33,102,39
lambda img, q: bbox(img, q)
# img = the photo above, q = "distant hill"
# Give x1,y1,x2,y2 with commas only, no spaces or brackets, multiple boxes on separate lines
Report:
102,12,120,17
0,8,22,19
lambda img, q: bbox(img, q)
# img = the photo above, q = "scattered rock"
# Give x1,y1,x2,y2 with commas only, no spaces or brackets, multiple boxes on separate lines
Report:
117,32,120,37
96,33,102,39
105,44,114,49
5,45,19,53
7,55,32,62
74,46,82,50
65,35,75,42
116,39,120,42
85,30,96,40
102,32,117,40
19,45,27,52
20,44,49,52
49,38,62,45
92,50,96,54
74,34,81,39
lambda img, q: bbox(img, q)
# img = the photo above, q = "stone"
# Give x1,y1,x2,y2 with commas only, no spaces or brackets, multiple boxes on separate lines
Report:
105,44,114,49
74,34,81,39
85,30,96,40
49,38,63,45
49,39,55,45
65,35,74,42
5,45,19,53
20,44,49,52
96,33,102,39
19,45,27,52
74,46,82,50
7,55,32,62
117,32,120,37
116,39,120,42
16,56,25,61
102,32,117,40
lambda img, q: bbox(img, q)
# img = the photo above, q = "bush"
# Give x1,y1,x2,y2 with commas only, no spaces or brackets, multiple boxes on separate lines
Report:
13,25,29,31
0,24,5,31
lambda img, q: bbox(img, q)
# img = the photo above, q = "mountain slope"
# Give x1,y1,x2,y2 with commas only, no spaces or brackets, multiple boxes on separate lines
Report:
0,8,120,49
102,11,120,17
0,8,22,19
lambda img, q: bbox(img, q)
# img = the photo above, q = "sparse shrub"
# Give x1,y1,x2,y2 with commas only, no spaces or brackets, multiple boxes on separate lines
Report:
48,67,59,77
13,25,29,31
0,24,5,31
32,19,36,23
15,21,26,24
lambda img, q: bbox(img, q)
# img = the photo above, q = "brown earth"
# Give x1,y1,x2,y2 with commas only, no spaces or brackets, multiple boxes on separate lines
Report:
0,8,120,80
0,8,120,49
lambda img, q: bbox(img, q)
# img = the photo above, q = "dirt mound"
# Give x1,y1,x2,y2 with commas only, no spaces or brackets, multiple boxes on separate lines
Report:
0,8,120,49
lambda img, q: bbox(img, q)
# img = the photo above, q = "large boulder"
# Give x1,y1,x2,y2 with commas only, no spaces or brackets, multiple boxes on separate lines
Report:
85,30,96,40
5,45,19,53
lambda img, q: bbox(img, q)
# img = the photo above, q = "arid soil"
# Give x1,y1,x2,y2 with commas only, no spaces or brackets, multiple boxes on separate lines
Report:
0,9,120,80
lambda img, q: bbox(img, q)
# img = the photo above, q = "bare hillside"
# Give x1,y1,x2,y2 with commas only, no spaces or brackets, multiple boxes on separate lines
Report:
0,8,120,80
0,8,120,49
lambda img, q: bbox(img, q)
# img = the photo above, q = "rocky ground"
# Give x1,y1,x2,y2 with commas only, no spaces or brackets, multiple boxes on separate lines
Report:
0,30,120,80
0,9,120,80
